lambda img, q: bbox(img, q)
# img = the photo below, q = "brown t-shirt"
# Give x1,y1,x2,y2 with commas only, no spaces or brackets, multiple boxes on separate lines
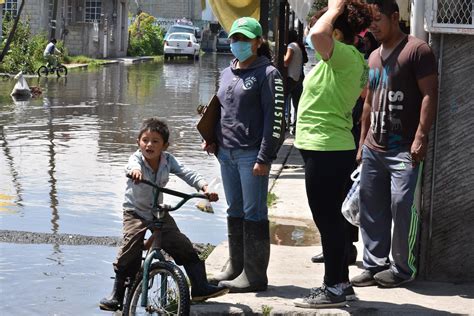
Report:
365,35,437,151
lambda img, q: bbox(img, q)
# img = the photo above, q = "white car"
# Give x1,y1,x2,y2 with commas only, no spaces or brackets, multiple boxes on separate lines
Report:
164,32,200,61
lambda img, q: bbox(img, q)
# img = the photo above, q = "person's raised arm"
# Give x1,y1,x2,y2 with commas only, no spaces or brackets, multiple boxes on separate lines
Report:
308,0,345,61
410,73,438,165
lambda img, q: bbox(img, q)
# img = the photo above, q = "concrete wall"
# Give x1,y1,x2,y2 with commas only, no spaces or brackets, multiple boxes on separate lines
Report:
130,0,202,21
21,0,49,35
419,33,474,282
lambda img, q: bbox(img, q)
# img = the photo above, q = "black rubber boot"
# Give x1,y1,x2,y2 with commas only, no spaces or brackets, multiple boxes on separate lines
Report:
208,216,244,285
99,274,126,311
184,260,229,302
219,220,270,293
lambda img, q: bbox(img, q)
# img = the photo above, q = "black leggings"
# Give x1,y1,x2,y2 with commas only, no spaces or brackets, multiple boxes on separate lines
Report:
300,149,355,286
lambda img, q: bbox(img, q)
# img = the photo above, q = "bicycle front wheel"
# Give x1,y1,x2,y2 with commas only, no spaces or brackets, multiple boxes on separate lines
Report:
124,261,190,316
37,66,49,77
56,65,68,77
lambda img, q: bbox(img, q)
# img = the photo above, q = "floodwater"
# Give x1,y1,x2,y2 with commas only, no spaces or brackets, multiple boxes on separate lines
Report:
0,53,319,315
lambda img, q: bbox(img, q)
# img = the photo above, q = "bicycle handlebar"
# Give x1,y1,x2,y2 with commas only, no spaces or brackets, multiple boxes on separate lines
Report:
126,174,208,211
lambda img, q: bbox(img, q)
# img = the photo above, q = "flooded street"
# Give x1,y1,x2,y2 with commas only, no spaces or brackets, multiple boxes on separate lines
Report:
0,53,318,315
1,55,232,241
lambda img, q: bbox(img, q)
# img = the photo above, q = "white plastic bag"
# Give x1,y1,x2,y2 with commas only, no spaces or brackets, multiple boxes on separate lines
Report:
341,165,362,227
195,177,221,214
11,71,31,97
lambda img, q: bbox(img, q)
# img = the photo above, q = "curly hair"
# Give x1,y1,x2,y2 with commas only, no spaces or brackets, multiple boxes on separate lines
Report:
312,0,373,45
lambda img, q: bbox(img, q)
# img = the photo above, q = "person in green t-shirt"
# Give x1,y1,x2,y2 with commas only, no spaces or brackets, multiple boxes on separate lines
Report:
292,0,372,309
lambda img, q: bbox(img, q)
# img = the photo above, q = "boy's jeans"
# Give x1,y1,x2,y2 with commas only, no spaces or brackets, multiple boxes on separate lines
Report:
217,147,269,221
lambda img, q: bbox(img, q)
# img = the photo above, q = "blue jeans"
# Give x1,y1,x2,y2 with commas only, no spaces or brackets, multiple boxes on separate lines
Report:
217,147,269,221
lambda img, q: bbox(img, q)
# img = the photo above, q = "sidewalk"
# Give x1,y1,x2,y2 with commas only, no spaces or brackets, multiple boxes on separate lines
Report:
193,136,474,315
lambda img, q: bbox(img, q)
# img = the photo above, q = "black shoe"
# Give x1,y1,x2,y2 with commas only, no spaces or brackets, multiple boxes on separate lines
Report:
311,245,357,264
311,252,324,263
374,269,414,288
350,269,377,287
99,275,126,311
184,260,229,302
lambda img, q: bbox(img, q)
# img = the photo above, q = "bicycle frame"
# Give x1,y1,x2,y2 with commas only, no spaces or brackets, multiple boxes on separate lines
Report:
125,175,207,308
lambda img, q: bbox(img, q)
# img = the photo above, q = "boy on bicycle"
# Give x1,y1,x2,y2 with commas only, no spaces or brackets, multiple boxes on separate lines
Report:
43,38,61,68
100,117,228,311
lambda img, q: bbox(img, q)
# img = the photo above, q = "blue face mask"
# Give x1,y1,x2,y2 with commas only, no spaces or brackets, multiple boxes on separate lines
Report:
305,34,314,50
230,41,253,62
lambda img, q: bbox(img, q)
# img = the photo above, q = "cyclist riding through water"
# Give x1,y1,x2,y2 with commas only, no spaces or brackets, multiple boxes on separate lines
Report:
43,38,61,68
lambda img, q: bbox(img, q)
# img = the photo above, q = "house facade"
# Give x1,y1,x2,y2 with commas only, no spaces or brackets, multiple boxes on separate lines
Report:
2,0,129,58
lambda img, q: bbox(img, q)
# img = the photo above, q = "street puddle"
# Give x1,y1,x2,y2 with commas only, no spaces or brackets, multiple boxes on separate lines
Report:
269,217,320,246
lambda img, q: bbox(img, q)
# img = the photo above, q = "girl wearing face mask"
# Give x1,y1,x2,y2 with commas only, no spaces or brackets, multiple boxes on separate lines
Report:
203,17,283,293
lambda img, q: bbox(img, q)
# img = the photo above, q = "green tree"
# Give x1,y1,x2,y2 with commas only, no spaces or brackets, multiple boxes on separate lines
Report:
128,12,164,56
0,16,51,74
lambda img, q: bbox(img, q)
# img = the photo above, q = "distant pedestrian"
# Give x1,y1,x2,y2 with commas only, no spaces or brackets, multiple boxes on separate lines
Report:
293,0,372,309
284,29,308,133
99,118,228,311
351,0,438,288
203,17,284,293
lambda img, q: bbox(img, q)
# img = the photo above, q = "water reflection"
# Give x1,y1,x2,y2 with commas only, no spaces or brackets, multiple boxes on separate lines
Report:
270,217,320,246
0,53,233,243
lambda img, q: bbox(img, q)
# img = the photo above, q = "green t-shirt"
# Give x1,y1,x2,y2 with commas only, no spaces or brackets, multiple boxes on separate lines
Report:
295,40,368,151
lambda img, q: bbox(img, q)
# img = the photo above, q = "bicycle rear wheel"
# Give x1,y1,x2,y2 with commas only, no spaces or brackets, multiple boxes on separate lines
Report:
123,261,190,316
56,65,68,77
37,66,49,77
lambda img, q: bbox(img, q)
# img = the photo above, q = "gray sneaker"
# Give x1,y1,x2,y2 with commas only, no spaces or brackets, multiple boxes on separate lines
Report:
293,285,347,308
374,269,414,288
351,270,377,287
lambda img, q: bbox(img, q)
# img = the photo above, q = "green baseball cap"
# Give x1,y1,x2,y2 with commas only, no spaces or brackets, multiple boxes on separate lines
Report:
228,17,262,39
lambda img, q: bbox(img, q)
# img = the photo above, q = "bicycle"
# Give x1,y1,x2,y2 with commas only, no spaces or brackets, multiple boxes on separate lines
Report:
122,174,210,316
37,61,68,77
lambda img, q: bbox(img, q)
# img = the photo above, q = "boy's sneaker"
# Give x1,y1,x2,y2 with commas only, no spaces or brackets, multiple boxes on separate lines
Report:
350,269,377,287
293,285,347,308
374,269,414,288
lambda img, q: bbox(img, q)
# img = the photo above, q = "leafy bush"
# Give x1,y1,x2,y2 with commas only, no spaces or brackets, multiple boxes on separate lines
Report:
128,12,164,56
0,16,66,74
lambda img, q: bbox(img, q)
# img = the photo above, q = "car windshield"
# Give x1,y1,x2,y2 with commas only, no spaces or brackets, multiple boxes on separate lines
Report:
169,26,194,34
169,33,191,40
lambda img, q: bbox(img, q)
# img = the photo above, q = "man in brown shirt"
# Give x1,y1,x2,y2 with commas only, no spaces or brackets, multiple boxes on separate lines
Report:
351,0,438,288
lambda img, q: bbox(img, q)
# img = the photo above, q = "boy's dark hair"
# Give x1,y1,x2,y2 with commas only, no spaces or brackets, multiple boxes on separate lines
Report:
312,1,373,45
51,38,57,43
138,117,170,143
367,0,400,16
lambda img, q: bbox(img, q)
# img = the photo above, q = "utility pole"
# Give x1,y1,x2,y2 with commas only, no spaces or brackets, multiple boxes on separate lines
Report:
50,0,59,39
260,0,269,38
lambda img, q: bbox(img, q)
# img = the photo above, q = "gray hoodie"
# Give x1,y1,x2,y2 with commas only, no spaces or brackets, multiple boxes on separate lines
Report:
215,56,284,164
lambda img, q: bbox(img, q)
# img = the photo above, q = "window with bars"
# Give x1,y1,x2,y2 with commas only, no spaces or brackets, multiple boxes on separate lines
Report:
48,0,54,20
85,0,101,22
67,0,73,23
2,0,18,17
426,0,474,34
